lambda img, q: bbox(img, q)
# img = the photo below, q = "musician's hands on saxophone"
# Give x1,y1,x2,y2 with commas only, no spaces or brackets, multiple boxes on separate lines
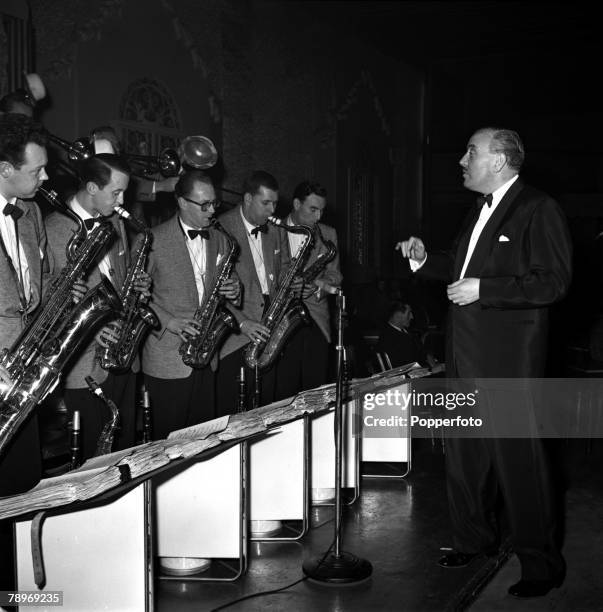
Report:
133,270,152,298
240,319,270,343
219,277,240,300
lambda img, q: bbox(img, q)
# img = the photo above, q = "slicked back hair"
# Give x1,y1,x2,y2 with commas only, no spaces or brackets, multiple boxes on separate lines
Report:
0,113,46,168
292,180,327,203
481,127,525,172
78,154,131,190
243,170,278,197
175,169,214,199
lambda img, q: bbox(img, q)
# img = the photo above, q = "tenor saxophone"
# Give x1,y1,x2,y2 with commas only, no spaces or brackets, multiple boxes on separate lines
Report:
96,207,159,373
301,223,337,286
179,218,240,368
0,188,123,457
243,216,315,371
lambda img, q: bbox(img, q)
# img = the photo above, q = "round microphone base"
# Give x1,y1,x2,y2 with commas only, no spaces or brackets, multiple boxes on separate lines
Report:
303,551,372,585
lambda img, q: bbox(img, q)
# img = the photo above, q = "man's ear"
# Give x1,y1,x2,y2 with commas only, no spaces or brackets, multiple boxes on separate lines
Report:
86,181,99,195
493,152,507,173
0,161,14,179
293,198,301,211
243,192,252,206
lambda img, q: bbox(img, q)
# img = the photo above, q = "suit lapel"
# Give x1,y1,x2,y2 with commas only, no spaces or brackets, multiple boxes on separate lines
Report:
170,215,199,306
232,209,263,294
453,206,481,279
262,228,276,293
15,202,41,302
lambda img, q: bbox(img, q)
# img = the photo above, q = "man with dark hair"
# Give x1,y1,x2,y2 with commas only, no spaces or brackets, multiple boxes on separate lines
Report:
376,302,431,369
398,127,572,598
142,169,240,437
0,90,35,117
216,170,290,411
45,153,148,459
0,113,51,588
275,180,342,398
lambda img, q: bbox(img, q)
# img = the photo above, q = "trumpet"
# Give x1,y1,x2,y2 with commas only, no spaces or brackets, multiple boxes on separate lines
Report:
46,133,94,162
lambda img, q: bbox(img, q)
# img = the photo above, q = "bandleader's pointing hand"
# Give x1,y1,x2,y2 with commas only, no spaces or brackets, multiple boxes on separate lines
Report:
395,236,426,263
447,278,480,306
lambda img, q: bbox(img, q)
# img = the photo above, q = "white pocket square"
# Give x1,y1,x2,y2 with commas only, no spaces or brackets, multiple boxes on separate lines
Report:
216,253,224,265
498,235,510,242
274,249,280,254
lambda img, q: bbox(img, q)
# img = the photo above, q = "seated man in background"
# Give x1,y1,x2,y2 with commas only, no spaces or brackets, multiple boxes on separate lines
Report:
376,301,435,369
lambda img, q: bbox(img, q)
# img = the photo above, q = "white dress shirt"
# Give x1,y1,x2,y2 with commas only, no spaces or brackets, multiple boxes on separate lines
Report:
179,217,208,305
70,197,116,287
458,174,519,279
240,207,269,294
0,193,31,303
286,214,309,258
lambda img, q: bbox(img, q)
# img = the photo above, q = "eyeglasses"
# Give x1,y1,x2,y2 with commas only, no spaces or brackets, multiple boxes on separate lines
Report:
180,196,222,212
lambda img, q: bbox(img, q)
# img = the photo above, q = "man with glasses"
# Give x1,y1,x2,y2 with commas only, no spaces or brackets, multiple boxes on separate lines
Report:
142,169,240,437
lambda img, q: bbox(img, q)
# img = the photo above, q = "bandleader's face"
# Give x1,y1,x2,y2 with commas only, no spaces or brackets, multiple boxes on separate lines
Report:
178,181,217,228
459,130,498,194
244,186,278,226
292,193,326,227
2,142,48,200
89,169,129,217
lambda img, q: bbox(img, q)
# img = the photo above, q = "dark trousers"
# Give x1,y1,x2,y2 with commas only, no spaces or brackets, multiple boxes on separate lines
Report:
145,368,216,441
445,436,564,581
0,413,42,590
216,346,276,413
63,370,137,461
275,320,330,400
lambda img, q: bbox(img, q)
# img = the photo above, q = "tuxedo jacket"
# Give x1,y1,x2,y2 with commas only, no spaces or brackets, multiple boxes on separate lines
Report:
292,221,342,343
0,200,51,349
217,206,291,358
419,179,572,377
45,204,130,388
142,214,237,379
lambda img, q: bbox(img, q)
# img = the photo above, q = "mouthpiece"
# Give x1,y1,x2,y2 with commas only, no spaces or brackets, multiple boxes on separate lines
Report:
113,205,132,219
85,375,104,398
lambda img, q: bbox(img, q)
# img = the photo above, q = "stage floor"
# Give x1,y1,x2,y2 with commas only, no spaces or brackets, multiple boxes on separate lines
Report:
154,439,603,611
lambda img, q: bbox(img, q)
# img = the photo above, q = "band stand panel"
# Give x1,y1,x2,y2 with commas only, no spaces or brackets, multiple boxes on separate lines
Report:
15,482,151,612
154,444,241,560
362,382,411,479
310,399,359,502
250,419,304,521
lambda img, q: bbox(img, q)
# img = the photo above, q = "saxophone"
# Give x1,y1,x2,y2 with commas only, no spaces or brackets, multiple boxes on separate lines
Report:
179,218,240,368
86,376,120,456
0,188,123,457
301,223,337,288
96,207,159,372
243,216,315,371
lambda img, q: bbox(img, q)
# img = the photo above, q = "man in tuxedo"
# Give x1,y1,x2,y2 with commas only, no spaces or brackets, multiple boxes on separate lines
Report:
376,302,431,368
216,170,291,411
0,113,50,587
142,169,239,438
45,154,148,459
275,181,342,399
397,127,572,598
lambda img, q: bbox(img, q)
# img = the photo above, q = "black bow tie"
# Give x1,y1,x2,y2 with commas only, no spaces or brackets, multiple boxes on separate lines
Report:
3,203,23,220
83,218,99,231
188,228,209,240
250,224,268,237
477,193,493,208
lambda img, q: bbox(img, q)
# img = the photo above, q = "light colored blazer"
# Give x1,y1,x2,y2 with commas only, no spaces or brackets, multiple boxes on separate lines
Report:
298,222,342,343
218,206,291,358
142,214,235,379
0,199,50,349
45,204,130,388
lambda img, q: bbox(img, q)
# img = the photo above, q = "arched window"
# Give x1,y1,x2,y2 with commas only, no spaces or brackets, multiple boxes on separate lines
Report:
116,78,183,155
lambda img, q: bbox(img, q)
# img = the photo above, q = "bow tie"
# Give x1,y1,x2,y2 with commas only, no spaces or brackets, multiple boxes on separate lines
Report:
250,224,268,237
188,228,209,240
83,218,99,231
477,193,493,208
3,203,23,220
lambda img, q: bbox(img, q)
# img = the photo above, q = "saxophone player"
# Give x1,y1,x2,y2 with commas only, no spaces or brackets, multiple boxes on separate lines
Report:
45,154,150,460
142,169,240,438
275,181,342,399
0,113,52,588
216,171,292,410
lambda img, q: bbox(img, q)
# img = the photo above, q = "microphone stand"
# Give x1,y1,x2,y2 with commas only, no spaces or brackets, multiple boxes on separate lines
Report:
69,410,81,471
302,290,372,583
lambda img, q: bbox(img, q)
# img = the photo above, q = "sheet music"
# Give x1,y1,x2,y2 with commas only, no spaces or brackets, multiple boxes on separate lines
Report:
167,415,230,440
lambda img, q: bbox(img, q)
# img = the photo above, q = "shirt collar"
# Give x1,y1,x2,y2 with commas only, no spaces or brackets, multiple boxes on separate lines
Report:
178,216,207,239
490,174,519,209
240,206,261,236
71,196,98,221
